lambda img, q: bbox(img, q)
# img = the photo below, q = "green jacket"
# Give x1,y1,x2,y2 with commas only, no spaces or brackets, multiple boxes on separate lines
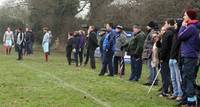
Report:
126,31,146,57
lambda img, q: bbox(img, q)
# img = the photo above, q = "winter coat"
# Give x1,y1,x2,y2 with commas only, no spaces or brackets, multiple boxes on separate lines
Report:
178,22,200,58
142,30,153,60
159,27,174,61
114,31,127,57
66,37,73,49
99,33,106,54
103,30,116,53
17,32,25,46
88,31,98,50
42,32,50,53
170,31,181,60
72,35,80,49
126,31,145,57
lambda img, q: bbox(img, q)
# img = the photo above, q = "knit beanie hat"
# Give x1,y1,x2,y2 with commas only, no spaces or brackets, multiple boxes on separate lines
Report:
186,9,197,20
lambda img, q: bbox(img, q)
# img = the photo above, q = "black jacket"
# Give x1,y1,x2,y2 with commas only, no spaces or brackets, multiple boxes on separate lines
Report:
170,30,181,60
88,31,98,50
66,37,73,49
25,31,34,43
159,27,174,61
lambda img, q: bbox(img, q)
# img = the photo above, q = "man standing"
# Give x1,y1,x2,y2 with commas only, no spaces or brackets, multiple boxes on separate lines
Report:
113,25,127,78
25,28,34,55
126,24,145,81
87,26,98,69
99,23,116,76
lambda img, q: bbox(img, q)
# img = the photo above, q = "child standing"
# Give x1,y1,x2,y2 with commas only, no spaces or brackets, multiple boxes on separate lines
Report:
3,27,14,55
42,27,50,62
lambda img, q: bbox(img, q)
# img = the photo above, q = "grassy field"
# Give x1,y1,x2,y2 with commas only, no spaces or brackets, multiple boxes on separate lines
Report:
0,48,199,107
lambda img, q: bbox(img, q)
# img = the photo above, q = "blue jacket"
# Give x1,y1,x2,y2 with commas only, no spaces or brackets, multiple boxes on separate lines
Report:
73,35,80,49
178,22,200,58
103,30,116,53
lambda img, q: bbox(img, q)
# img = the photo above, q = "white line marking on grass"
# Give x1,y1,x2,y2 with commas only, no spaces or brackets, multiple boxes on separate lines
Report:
19,63,111,107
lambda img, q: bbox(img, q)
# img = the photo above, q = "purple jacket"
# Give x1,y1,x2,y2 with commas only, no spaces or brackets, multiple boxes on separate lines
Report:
178,22,200,58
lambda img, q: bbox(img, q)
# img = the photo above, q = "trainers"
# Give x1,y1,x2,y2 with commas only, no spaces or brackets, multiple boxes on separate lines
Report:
168,95,177,100
158,93,169,97
176,96,182,101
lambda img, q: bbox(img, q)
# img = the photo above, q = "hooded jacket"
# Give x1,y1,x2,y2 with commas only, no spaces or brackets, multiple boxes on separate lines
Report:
178,21,200,58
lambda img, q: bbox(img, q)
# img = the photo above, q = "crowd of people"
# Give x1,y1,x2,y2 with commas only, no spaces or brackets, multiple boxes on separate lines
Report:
2,9,200,107
65,9,200,107
3,27,35,60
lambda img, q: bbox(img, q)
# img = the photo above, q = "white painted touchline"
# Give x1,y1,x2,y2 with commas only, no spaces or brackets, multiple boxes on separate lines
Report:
19,63,111,107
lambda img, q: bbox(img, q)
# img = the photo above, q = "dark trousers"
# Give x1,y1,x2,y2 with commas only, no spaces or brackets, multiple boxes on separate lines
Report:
129,56,142,81
74,49,79,66
84,48,89,65
66,47,72,65
194,63,199,80
181,58,198,105
79,48,84,65
113,56,125,75
89,49,96,69
17,44,23,60
160,61,171,94
99,52,114,76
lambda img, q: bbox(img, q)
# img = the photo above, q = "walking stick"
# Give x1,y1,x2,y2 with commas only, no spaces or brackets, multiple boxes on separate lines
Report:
119,57,124,78
147,64,162,95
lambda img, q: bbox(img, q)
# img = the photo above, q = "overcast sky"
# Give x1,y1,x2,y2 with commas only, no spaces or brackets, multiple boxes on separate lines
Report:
0,0,6,6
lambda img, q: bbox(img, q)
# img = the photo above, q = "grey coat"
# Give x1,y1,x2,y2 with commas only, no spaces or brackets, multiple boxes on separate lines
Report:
114,31,127,57
142,30,153,60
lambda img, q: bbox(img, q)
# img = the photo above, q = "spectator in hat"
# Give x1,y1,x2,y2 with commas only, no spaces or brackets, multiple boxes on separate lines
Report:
113,25,127,78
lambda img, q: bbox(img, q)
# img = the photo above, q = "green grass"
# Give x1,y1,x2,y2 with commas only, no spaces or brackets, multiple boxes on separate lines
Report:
0,48,199,107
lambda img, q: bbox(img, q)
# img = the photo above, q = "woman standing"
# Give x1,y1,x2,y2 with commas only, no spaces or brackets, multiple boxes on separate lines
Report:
3,27,14,55
16,28,25,60
42,27,50,62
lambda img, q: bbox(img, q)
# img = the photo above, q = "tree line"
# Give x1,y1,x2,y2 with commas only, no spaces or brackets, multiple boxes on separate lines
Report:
0,0,199,46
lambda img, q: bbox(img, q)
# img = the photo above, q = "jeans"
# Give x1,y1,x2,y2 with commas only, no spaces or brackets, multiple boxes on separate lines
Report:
99,52,114,76
169,59,183,97
180,58,198,105
147,59,157,83
129,56,142,81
